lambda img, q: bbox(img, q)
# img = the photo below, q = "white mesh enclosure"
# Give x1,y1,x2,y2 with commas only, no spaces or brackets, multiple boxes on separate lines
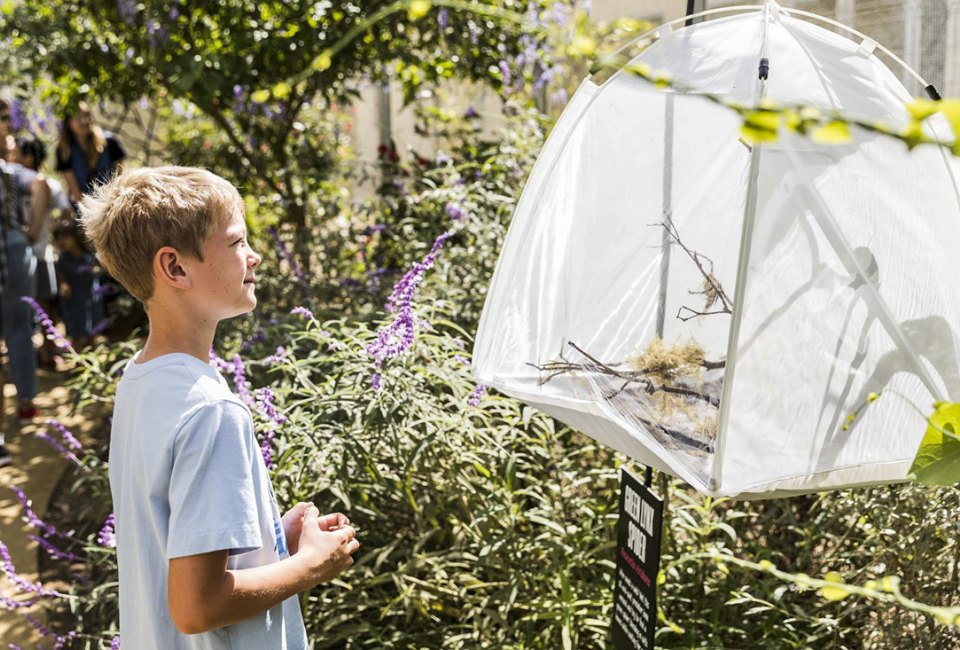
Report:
473,1,960,497
705,0,958,98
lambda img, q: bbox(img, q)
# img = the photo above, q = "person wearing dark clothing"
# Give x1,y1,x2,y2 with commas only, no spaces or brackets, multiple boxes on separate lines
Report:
55,102,126,333
53,220,102,348
0,98,51,467
55,102,125,203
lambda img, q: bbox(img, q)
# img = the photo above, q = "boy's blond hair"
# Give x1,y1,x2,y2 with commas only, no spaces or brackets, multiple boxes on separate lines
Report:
78,166,242,302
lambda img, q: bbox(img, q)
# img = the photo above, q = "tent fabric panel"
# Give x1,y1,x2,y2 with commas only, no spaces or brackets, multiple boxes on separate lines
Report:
484,378,713,489
473,78,599,381
718,132,954,495
475,73,748,491
639,8,914,124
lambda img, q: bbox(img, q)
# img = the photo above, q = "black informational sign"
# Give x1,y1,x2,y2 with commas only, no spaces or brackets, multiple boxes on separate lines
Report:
612,468,664,650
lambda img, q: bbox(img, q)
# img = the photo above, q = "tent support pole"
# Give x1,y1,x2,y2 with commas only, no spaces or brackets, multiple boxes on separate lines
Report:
710,127,764,493
710,7,774,493
655,94,675,341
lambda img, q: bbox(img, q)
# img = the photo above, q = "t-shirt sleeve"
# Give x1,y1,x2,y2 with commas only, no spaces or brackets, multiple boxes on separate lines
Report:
166,400,264,559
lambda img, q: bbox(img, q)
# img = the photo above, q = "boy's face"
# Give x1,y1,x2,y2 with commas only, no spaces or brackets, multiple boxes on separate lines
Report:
186,205,262,321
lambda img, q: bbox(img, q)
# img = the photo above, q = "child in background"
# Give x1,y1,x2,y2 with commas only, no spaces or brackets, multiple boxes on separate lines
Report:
53,219,102,349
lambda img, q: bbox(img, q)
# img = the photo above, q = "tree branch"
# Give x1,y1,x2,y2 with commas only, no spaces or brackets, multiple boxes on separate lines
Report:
654,220,732,319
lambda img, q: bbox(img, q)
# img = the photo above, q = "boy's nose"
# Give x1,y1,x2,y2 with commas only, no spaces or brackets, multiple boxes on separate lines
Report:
249,249,262,268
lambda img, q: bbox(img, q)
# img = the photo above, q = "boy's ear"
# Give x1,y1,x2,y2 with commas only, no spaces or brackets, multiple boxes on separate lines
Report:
154,246,191,290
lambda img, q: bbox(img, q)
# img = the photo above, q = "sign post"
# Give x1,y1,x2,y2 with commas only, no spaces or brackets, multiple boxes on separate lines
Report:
612,467,664,650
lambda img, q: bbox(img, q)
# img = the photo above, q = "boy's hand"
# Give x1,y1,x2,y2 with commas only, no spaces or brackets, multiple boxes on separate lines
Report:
281,502,311,556
317,512,350,532
296,505,359,584
282,506,351,555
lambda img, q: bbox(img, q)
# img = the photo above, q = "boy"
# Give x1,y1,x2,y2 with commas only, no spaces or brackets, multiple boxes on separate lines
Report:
79,166,358,648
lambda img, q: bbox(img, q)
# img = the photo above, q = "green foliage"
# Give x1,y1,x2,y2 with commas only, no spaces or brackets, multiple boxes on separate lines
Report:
6,2,960,647
910,401,960,486
259,311,620,649
0,0,557,248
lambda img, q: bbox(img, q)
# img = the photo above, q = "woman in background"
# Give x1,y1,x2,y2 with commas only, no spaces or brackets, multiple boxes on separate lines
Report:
56,102,126,334
55,102,125,203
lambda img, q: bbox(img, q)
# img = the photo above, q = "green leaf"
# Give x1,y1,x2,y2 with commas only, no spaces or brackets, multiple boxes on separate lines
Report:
910,401,960,485
740,110,779,144
250,89,271,103
740,123,778,144
811,120,851,144
408,0,431,21
906,98,939,121
818,571,849,601
310,50,333,72
566,35,597,58
938,100,960,156
271,82,291,99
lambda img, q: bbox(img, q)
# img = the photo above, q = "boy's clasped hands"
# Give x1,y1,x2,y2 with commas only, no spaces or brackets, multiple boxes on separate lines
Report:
282,503,359,583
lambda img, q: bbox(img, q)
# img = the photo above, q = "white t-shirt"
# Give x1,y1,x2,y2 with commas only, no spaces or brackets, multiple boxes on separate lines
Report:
109,352,308,649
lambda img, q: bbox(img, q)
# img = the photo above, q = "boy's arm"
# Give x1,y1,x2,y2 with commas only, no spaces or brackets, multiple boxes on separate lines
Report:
168,506,359,635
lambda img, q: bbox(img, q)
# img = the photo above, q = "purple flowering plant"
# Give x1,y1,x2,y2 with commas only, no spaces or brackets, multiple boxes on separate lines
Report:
366,231,453,374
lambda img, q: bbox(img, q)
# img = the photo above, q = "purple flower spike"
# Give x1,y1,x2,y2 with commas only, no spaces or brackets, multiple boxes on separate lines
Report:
45,419,82,452
0,541,61,597
254,389,285,469
1,593,36,610
111,636,121,650
209,348,231,373
10,486,66,539
28,535,79,563
445,202,465,221
265,346,287,365
367,232,453,370
260,432,277,470
98,513,116,548
231,355,254,407
9,99,24,132
371,373,382,392
498,61,512,86
468,384,487,407
20,297,70,351
117,0,137,25
35,432,85,470
291,306,314,320
255,388,288,428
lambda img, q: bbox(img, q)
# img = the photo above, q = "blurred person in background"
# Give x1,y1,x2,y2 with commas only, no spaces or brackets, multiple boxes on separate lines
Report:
0,97,50,467
13,135,72,368
56,101,126,204
56,101,127,335
0,98,12,161
53,219,102,350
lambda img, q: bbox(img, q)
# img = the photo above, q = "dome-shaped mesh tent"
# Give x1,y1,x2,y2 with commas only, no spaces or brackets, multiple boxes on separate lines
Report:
473,1,960,498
